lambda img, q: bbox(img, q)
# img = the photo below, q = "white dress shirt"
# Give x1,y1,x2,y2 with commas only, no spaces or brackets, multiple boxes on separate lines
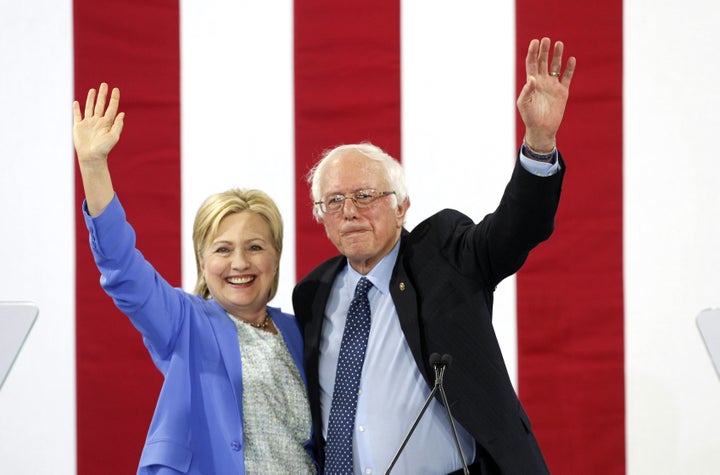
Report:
319,242,476,475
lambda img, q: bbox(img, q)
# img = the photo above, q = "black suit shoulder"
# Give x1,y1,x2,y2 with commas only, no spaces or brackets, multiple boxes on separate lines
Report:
292,255,345,327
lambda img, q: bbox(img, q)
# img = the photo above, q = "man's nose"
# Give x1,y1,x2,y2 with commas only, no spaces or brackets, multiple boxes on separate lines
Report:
341,197,358,218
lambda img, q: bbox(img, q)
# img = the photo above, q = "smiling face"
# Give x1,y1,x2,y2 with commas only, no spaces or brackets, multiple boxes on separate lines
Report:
200,211,279,320
318,150,408,274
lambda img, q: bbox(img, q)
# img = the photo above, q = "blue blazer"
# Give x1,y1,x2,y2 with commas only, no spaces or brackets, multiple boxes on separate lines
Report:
85,196,315,474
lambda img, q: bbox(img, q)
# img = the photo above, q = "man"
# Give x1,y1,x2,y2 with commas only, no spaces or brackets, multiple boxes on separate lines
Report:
293,37,575,474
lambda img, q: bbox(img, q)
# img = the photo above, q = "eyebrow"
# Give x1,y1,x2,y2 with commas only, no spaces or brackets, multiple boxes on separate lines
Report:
324,187,377,196
210,236,269,246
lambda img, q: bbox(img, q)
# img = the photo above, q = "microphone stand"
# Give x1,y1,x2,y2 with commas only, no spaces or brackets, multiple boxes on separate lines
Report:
384,353,470,475
436,354,469,475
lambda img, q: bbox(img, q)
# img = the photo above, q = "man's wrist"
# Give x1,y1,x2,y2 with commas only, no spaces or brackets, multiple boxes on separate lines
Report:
522,140,557,163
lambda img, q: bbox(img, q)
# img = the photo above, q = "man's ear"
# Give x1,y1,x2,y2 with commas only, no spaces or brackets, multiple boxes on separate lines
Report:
396,197,410,223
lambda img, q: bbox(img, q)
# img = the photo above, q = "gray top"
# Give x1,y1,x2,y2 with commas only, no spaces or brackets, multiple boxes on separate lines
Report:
229,314,316,474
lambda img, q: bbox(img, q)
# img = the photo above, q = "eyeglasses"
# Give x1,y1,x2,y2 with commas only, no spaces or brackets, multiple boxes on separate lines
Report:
314,189,396,214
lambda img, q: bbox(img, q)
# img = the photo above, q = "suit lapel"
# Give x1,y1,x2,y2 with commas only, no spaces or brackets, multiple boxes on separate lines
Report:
206,302,244,417
303,257,347,402
305,257,347,357
310,236,430,385
390,238,430,384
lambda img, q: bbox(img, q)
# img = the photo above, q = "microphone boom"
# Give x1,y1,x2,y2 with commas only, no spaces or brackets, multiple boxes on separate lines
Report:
384,353,469,475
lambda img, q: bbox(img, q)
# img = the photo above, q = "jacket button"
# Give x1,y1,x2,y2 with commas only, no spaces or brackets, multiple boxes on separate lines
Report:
230,440,241,451
399,282,406,291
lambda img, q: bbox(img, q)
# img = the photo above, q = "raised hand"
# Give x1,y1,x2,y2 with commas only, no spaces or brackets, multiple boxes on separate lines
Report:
73,83,124,216
517,38,576,153
73,83,124,163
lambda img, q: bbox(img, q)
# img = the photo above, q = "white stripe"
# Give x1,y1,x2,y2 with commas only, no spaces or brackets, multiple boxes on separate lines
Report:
180,0,296,312
0,1,76,474
624,0,720,473
401,1,519,387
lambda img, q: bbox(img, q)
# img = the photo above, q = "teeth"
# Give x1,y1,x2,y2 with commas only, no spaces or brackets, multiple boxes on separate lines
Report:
227,276,253,285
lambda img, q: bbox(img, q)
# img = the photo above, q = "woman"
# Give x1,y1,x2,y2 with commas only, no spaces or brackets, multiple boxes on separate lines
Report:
74,83,317,474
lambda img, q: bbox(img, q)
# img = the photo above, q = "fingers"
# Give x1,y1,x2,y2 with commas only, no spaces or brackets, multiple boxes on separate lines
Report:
537,37,551,75
93,82,109,117
78,83,121,120
112,112,126,137
106,87,121,119
525,39,540,79
526,37,573,79
561,56,577,87
549,41,563,76
84,87,97,119
72,101,82,124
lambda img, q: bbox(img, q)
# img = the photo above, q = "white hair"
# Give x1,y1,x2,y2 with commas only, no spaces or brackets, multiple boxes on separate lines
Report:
306,142,409,221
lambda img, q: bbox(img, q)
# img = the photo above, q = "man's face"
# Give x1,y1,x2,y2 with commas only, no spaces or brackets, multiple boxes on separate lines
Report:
318,151,408,274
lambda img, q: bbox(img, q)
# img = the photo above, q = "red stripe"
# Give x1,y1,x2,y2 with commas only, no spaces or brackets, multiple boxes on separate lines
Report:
73,1,181,473
293,0,402,280
515,3,625,474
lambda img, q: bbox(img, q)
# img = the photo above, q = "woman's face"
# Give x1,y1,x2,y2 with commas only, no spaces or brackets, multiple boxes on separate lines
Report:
201,211,279,318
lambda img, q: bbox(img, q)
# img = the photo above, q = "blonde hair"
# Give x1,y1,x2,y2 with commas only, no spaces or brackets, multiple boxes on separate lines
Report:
192,188,283,301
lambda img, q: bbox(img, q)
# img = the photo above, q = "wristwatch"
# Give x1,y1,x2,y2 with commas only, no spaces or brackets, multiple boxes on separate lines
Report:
522,142,557,163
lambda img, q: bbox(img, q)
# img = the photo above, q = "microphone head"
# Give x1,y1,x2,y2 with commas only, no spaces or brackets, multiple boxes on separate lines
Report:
429,353,441,366
441,353,453,367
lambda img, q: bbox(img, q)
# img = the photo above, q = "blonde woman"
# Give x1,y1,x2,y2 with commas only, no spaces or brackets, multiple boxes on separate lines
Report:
74,83,317,475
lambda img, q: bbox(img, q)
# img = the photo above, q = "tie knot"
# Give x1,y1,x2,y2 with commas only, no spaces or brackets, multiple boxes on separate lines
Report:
354,277,372,299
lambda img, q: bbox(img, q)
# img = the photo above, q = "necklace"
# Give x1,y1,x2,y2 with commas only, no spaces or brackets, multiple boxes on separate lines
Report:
246,312,271,329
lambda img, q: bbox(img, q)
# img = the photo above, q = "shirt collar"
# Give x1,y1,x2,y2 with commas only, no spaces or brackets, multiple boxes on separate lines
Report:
345,238,401,296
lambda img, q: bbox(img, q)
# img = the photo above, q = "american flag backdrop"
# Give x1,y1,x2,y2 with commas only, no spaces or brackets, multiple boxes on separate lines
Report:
1,1,720,474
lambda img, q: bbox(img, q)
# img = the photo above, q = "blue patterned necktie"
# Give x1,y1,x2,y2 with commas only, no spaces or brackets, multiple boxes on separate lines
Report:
325,277,373,475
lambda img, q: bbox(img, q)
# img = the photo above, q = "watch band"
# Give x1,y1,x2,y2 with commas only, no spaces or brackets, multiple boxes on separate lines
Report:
522,142,557,163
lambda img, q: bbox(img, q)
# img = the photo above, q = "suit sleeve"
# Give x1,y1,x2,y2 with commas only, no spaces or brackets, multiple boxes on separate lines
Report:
423,153,565,288
83,194,189,361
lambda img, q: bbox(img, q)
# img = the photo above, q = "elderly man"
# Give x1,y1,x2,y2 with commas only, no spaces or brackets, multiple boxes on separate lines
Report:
293,37,575,474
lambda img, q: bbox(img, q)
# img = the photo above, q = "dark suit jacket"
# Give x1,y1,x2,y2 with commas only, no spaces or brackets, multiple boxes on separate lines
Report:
293,156,565,474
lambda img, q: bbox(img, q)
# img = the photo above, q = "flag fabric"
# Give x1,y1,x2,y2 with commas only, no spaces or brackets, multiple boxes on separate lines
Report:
2,1,720,474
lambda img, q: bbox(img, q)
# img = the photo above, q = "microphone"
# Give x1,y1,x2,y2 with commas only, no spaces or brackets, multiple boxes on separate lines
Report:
384,353,469,475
